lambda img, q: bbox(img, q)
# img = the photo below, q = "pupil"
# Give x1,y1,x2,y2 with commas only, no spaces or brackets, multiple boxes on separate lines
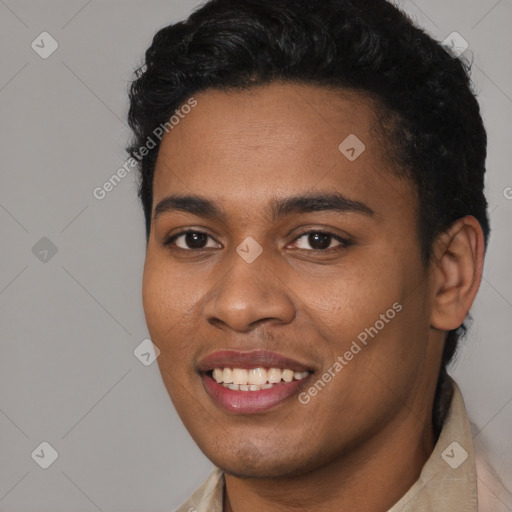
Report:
309,233,331,250
186,232,207,249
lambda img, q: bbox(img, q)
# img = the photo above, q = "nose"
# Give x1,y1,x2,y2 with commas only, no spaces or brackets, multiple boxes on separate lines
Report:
202,251,296,333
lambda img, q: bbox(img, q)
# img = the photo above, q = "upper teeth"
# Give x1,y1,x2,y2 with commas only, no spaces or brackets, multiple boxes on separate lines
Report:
212,367,309,386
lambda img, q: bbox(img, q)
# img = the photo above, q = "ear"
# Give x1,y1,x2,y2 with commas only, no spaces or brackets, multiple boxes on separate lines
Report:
429,216,485,331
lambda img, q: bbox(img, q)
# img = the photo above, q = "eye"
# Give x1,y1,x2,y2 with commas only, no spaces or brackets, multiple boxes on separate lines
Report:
290,231,350,252
164,230,221,250
163,229,350,253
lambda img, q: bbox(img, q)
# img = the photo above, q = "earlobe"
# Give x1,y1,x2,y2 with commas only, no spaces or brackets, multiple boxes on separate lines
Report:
430,216,485,331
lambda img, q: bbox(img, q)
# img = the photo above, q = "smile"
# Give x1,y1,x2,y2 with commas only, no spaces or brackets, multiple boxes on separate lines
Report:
198,349,316,413
210,367,311,391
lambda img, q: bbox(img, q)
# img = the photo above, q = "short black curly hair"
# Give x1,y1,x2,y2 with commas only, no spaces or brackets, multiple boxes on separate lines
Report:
127,0,490,434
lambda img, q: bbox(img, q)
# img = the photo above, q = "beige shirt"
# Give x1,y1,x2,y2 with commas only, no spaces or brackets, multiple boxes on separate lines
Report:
175,380,503,511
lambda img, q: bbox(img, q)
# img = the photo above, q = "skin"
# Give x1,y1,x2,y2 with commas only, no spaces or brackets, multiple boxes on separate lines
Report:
142,82,485,511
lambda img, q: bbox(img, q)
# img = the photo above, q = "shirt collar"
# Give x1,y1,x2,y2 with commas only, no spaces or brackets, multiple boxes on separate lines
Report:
388,377,478,511
176,378,477,512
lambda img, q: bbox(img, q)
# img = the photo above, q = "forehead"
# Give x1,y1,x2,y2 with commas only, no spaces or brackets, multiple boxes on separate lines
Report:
152,82,414,217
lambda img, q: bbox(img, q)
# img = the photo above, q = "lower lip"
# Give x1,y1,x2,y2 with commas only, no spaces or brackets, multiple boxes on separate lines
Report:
201,373,311,414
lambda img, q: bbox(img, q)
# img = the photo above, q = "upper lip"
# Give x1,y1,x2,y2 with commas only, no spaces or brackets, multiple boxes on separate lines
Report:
196,349,315,373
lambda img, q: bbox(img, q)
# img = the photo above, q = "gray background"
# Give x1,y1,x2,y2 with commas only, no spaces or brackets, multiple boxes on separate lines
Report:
0,0,511,510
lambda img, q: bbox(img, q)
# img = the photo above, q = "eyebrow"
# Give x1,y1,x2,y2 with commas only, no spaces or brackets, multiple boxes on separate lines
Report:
153,192,375,222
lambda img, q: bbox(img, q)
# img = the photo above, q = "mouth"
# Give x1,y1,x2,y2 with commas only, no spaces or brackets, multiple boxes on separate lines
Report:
207,367,311,391
197,350,316,413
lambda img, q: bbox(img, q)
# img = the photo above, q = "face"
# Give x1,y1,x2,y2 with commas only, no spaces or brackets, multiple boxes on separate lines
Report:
143,83,440,478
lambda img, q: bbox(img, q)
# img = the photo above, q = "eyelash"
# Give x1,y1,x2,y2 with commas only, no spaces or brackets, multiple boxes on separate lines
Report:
163,229,352,253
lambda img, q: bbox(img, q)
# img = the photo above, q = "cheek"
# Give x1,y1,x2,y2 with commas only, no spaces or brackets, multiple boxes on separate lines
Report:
142,261,189,373
142,254,191,325
142,268,189,399
142,263,169,332
142,255,204,370
301,252,420,373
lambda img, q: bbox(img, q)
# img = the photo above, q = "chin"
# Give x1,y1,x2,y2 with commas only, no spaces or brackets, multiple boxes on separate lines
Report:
218,461,306,480
202,441,316,480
